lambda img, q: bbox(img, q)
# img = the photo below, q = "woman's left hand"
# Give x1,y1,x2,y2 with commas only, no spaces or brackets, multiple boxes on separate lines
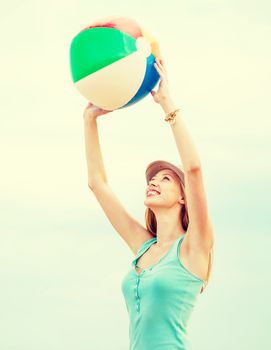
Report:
151,58,171,104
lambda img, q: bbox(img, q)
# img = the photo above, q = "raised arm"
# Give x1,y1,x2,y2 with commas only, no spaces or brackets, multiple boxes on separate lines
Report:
151,58,214,252
83,102,152,253
83,102,112,187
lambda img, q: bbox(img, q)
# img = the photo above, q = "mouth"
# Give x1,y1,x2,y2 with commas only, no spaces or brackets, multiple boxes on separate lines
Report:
146,190,161,197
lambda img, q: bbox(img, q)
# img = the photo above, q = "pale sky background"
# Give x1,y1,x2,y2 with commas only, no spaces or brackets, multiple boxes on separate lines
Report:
1,0,271,349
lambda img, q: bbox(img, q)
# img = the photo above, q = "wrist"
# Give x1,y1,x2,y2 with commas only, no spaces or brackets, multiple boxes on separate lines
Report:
159,97,177,113
84,115,97,124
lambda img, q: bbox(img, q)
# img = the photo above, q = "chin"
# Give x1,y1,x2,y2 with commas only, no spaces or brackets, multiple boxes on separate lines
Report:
143,198,153,207
143,197,161,208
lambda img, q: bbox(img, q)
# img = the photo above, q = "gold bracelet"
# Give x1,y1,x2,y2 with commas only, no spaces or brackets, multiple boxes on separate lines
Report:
164,108,180,125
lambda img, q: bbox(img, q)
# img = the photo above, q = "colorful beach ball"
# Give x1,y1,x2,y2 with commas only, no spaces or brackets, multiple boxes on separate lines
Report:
69,16,161,110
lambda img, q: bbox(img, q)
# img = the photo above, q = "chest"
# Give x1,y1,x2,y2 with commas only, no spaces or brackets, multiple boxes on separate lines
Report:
135,240,208,281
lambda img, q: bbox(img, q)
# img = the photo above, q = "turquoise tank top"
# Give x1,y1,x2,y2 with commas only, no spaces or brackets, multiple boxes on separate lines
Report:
121,235,205,350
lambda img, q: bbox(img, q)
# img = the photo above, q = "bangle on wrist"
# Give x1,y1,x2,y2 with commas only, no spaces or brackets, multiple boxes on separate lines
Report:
164,108,180,125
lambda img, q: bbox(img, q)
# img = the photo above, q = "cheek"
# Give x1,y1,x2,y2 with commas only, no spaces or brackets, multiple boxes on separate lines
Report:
171,188,182,199
164,189,178,198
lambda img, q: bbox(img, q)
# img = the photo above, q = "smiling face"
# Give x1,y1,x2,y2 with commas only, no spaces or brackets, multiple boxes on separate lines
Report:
144,169,184,208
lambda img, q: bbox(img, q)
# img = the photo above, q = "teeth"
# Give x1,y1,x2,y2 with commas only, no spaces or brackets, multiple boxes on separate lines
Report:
148,191,160,196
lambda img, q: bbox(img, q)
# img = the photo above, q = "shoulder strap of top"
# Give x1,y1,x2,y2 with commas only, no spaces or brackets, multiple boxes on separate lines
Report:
131,237,156,267
138,237,157,255
163,235,185,261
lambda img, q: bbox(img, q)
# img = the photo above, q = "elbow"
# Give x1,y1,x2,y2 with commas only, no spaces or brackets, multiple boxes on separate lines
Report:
88,182,94,191
185,164,201,173
88,178,107,190
183,159,202,173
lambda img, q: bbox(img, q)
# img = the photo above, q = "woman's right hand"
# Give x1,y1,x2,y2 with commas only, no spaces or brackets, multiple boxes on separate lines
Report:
83,102,113,121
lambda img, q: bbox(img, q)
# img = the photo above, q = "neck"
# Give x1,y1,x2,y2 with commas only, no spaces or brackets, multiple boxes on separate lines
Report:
151,206,186,247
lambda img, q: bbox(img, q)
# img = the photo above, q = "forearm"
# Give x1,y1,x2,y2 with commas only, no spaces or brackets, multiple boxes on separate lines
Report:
159,98,201,172
84,117,108,187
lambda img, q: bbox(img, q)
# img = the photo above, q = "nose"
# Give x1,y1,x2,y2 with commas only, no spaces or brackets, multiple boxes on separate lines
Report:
147,179,159,192
149,179,158,186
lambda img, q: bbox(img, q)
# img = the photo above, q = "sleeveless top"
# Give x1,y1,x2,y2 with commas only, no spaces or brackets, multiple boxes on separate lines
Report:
121,235,205,350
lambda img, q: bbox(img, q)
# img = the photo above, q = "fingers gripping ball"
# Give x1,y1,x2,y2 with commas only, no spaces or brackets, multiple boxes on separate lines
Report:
69,16,161,110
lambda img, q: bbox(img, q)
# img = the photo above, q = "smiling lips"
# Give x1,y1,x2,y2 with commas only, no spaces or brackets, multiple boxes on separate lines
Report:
146,189,161,197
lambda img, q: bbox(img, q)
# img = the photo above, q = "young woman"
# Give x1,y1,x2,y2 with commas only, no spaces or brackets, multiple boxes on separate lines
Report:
83,58,214,350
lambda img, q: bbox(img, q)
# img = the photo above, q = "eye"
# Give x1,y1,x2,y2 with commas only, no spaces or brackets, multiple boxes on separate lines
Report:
148,176,170,184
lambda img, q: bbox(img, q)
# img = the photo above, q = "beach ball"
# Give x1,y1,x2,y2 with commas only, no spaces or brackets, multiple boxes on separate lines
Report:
69,16,161,110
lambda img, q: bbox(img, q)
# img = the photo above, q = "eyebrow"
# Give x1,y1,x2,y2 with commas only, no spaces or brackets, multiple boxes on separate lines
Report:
151,173,174,179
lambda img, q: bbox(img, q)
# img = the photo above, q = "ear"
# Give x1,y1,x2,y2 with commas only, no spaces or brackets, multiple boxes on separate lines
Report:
178,197,185,205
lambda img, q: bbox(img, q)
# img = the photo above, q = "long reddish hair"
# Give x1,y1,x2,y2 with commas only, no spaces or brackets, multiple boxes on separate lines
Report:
144,180,213,294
